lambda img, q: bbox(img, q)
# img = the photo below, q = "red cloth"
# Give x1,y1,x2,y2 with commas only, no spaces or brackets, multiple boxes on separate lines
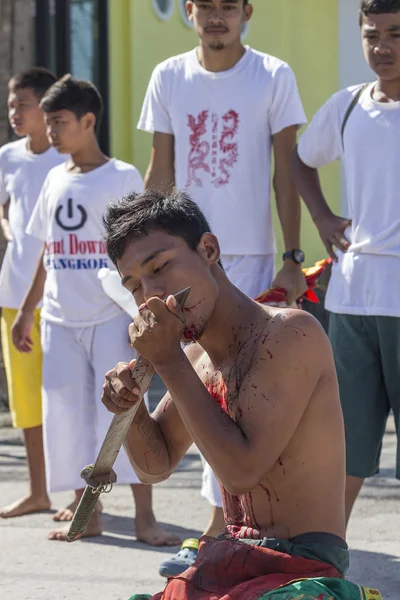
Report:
151,536,341,600
255,258,332,305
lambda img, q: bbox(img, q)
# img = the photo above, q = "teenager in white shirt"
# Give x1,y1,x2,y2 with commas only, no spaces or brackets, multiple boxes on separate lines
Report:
0,68,64,520
12,75,180,546
292,0,400,527
138,0,307,576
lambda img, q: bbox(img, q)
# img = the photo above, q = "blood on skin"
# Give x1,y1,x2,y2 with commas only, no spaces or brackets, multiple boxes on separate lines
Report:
206,380,228,413
259,483,275,526
278,457,286,475
163,399,170,413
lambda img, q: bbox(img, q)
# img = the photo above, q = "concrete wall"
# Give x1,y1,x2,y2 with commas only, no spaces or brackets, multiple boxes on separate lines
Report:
109,0,341,265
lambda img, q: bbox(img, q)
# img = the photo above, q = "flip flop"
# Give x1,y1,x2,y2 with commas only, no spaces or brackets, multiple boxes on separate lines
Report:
159,538,199,578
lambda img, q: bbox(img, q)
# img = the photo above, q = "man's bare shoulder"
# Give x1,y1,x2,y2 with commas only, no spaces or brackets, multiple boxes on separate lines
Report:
257,306,332,371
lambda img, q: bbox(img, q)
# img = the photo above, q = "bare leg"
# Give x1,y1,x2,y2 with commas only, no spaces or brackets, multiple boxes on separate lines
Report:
133,484,181,547
48,488,103,540
345,475,364,528
0,425,51,518
202,506,225,538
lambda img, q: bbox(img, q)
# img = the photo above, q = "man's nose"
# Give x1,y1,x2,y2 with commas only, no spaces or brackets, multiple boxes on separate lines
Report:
208,6,225,22
374,40,391,54
142,282,165,303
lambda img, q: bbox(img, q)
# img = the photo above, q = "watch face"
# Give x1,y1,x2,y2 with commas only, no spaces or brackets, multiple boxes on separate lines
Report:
294,250,305,264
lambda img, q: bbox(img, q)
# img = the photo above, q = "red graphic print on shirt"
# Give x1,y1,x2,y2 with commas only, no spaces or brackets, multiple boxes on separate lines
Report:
186,109,239,189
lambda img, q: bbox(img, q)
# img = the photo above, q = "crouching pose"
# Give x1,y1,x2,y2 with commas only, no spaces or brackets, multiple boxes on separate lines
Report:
101,189,381,600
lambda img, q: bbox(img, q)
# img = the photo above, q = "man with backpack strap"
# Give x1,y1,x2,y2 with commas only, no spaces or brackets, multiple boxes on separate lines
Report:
292,0,400,527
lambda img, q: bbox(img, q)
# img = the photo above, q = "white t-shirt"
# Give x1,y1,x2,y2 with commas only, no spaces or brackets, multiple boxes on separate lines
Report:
298,83,400,317
0,139,65,309
138,46,306,255
26,159,143,327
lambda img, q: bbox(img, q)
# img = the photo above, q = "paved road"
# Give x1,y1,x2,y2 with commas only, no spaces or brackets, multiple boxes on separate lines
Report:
1,409,399,599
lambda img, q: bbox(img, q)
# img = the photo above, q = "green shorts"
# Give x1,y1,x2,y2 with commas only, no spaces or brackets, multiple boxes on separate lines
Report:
329,313,400,480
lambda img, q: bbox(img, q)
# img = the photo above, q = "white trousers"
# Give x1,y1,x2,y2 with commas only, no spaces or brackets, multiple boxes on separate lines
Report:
41,312,148,492
201,254,275,507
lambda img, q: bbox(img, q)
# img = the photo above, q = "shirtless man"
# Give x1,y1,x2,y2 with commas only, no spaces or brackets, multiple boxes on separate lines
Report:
101,189,354,598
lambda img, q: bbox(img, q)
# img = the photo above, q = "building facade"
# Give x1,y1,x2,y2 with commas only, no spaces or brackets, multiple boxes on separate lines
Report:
32,0,375,265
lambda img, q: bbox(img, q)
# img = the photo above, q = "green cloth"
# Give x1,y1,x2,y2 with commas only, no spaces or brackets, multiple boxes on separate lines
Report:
258,577,382,599
129,595,151,600
241,534,349,577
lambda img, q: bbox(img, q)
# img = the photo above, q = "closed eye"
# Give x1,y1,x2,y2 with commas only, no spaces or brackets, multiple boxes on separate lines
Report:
154,261,169,274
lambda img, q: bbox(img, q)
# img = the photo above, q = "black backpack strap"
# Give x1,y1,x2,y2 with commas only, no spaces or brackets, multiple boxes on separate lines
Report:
341,83,369,150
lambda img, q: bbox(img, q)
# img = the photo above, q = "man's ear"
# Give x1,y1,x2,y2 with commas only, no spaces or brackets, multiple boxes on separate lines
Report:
82,112,96,131
186,1,194,23
243,4,253,23
197,233,221,265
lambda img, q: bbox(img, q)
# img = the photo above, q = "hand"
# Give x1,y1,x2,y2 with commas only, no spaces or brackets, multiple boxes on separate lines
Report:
314,213,352,262
101,360,142,415
11,310,34,353
272,262,308,305
128,296,185,367
1,218,12,242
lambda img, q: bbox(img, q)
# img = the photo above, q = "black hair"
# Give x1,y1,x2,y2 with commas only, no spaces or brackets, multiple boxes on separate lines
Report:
359,0,400,25
40,74,103,127
8,67,57,100
103,188,222,268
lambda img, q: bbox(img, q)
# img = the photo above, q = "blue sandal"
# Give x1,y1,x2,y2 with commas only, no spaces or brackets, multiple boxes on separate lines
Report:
159,538,199,578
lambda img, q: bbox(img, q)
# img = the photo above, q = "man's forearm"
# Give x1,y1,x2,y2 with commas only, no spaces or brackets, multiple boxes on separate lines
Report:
20,247,47,313
274,177,301,251
291,148,333,222
124,401,171,483
0,200,12,241
144,165,175,193
155,354,254,495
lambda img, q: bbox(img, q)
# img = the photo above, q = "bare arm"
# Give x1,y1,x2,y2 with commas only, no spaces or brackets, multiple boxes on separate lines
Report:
271,127,307,303
108,297,330,496
273,126,301,251
12,246,46,352
0,199,12,242
144,131,175,192
102,345,198,484
291,146,351,260
154,311,327,495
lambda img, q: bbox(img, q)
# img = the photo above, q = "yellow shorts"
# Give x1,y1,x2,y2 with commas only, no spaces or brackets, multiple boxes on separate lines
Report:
1,307,42,429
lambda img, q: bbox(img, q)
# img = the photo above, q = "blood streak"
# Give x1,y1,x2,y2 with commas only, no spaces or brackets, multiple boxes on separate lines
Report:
206,380,228,413
163,399,170,413
259,483,275,526
278,457,286,475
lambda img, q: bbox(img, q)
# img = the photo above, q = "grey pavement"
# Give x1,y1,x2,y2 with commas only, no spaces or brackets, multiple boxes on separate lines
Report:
0,404,399,599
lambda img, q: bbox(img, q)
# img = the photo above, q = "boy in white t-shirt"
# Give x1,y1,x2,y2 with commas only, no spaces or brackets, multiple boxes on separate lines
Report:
12,75,180,546
0,67,64,519
138,0,307,575
292,0,400,527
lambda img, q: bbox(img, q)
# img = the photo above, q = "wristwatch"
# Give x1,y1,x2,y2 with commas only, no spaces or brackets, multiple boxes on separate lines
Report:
282,249,305,265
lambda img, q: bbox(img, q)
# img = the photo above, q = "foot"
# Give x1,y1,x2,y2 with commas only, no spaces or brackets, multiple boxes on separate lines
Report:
159,539,199,578
0,495,51,518
48,509,103,541
53,499,103,522
135,514,181,547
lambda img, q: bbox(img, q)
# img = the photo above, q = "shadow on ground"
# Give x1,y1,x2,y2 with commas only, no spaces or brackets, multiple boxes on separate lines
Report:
349,548,400,597
80,512,202,551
